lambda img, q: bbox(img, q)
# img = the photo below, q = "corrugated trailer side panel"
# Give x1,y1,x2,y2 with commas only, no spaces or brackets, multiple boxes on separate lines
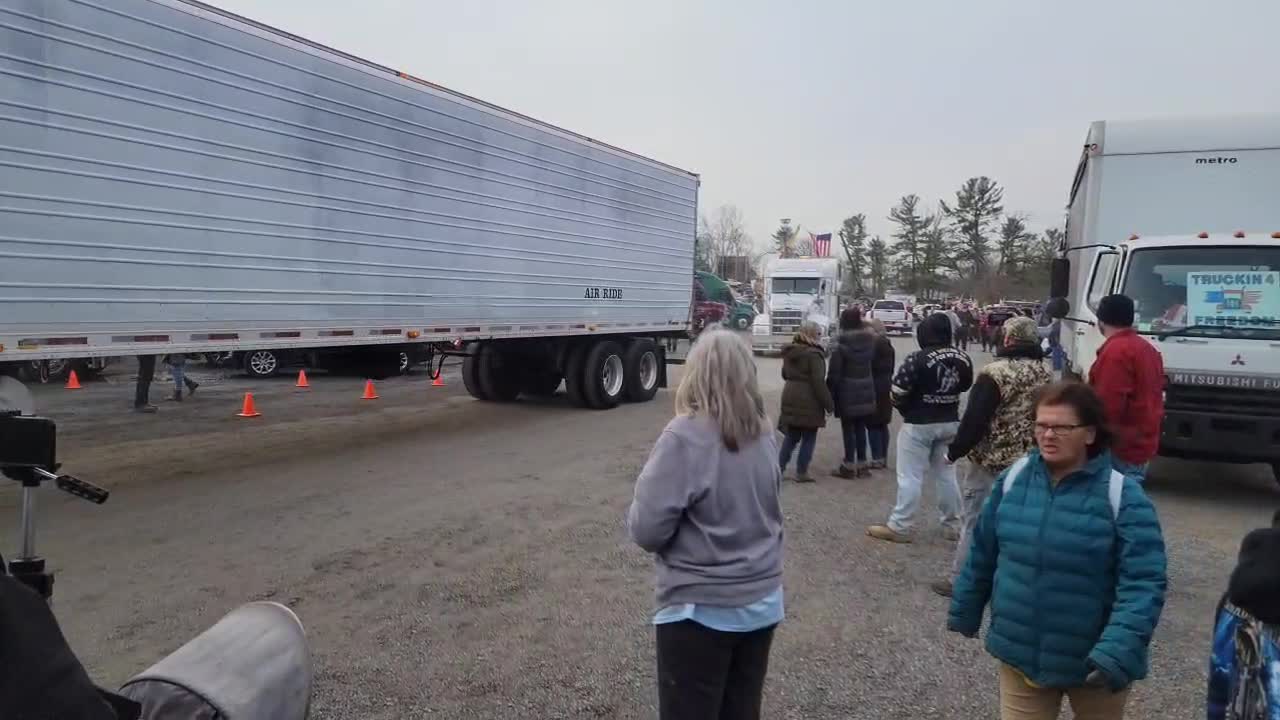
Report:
0,0,697,358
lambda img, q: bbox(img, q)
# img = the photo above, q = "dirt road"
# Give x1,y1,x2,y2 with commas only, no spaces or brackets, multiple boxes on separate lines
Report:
4,341,1276,718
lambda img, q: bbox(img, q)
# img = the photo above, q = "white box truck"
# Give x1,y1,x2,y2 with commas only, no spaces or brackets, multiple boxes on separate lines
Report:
0,0,698,409
755,257,842,353
1047,114,1280,484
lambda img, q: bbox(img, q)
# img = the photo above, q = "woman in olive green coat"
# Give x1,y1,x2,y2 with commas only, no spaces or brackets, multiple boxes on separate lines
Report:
778,321,834,482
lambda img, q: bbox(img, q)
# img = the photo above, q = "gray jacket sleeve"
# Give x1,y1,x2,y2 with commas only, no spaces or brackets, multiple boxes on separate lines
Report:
627,430,693,553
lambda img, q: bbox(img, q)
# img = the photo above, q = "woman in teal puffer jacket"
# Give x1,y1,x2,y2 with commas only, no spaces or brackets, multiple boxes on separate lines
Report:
948,381,1167,719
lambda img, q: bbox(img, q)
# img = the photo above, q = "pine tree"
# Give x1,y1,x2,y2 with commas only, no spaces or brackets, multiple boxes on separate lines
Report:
941,177,1004,277
888,194,928,293
996,215,1034,275
867,235,889,298
838,213,868,294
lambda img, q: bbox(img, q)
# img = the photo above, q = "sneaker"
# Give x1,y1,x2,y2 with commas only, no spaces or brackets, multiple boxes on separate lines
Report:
831,464,857,479
930,579,954,597
133,404,158,414
855,465,871,478
794,473,816,484
942,526,961,543
869,459,887,470
866,524,911,543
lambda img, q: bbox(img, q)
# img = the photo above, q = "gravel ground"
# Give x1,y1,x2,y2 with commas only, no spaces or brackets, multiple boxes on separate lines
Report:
4,338,1276,718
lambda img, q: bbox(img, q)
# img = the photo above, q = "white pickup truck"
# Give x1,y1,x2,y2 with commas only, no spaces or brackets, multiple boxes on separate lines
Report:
867,300,912,335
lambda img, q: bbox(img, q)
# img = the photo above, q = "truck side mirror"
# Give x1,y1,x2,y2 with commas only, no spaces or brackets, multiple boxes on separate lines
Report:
1045,297,1070,319
1049,258,1070,299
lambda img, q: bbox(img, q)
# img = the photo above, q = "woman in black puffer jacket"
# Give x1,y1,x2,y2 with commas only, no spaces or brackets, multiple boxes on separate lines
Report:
827,308,878,477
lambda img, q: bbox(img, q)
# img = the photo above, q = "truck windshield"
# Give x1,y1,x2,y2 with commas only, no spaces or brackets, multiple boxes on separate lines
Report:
1123,246,1280,340
773,278,819,294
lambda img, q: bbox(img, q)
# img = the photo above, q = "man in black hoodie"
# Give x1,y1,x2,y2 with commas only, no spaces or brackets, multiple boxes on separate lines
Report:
867,313,973,544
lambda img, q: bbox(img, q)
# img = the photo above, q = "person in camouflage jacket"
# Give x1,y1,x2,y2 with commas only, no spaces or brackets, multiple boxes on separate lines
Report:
932,316,1051,597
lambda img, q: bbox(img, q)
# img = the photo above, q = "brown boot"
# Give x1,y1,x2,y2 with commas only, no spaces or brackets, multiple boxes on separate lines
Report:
866,524,911,543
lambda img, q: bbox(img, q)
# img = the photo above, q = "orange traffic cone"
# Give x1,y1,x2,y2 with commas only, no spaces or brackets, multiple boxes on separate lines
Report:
361,380,379,400
296,369,310,388
236,392,261,417
65,370,82,390
431,372,445,387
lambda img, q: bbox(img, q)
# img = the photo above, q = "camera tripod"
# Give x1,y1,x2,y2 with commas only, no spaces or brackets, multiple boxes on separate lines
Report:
2,453,109,603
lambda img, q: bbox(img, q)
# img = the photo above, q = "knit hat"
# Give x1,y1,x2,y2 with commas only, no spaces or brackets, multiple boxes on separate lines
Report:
1096,294,1135,328
1226,510,1280,624
1002,316,1039,346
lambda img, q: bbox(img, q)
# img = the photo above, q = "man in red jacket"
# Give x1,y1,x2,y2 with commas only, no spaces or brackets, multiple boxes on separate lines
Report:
1089,294,1165,482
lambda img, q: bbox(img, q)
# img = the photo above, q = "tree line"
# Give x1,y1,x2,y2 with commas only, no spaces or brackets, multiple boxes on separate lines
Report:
834,177,1062,302
693,175,1064,304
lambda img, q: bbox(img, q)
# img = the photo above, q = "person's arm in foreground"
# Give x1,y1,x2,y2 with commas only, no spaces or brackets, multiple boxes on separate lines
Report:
1087,480,1168,690
948,470,1006,635
627,429,693,553
948,375,1000,462
810,353,834,415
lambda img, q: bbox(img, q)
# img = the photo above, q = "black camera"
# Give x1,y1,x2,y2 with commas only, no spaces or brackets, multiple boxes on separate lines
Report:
0,413,58,471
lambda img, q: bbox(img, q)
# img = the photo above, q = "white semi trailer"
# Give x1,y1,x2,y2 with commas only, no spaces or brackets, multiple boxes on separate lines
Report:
1047,114,1280,484
0,0,698,409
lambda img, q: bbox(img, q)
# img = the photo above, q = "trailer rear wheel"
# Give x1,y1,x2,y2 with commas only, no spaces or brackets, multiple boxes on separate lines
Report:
477,344,520,402
623,340,660,403
461,348,490,401
582,340,626,409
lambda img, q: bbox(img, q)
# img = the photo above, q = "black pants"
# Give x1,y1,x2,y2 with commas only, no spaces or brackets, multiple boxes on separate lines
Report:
840,416,868,464
134,355,156,407
655,620,776,720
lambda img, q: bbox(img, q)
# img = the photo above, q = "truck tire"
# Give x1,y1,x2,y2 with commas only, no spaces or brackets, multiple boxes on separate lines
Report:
623,340,660,403
477,343,520,402
244,350,280,378
582,340,626,410
564,344,590,408
461,349,490,401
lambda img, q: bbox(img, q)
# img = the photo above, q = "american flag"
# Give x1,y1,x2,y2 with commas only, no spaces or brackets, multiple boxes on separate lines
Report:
811,232,832,257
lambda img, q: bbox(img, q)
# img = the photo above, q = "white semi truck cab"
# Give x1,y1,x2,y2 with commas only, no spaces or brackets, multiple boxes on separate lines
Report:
1050,232,1280,484
755,258,843,353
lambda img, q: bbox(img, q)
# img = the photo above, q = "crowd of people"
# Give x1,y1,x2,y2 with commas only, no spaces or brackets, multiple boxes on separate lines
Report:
627,294,1279,720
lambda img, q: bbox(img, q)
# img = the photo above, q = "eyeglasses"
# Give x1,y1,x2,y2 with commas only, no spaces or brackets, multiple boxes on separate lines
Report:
1034,423,1086,437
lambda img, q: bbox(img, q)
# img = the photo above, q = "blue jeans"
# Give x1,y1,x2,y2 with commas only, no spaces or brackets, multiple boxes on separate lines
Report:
779,428,818,474
1113,458,1149,483
867,424,890,463
840,417,868,464
887,422,961,534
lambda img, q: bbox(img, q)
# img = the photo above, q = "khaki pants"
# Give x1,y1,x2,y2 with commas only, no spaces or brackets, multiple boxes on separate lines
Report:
998,664,1128,720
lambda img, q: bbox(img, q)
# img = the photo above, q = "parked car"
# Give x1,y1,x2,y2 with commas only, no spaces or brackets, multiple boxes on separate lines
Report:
867,299,913,335
228,346,431,379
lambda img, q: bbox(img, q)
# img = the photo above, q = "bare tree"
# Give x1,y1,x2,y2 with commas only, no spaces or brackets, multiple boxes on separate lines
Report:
941,176,1005,278
698,205,751,277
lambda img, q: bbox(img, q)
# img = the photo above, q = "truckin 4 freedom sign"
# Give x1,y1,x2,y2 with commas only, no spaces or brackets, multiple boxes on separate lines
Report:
1187,271,1280,326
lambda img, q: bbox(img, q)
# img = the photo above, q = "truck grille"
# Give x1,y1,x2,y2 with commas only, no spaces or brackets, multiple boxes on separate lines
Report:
1165,384,1280,418
771,311,803,336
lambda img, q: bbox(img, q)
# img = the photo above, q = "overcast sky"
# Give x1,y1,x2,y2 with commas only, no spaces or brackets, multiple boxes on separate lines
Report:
214,0,1280,249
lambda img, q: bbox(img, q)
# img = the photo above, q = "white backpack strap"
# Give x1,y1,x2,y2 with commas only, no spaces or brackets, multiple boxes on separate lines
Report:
1107,470,1125,521
1002,456,1031,495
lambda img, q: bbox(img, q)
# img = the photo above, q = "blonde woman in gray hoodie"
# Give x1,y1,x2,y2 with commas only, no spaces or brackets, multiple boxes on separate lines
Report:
628,327,784,720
